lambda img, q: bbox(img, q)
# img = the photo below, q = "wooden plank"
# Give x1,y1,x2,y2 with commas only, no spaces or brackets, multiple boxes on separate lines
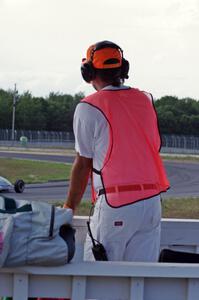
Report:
161,219,199,245
86,276,129,300
71,276,86,300
130,277,144,300
29,274,71,298
187,278,199,300
2,261,199,279
0,273,13,297
13,273,28,300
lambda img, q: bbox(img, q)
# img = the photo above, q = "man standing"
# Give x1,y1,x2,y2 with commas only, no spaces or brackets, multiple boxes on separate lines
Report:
64,40,169,261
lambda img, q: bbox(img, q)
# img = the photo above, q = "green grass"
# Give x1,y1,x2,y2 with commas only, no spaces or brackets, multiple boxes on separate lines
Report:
162,154,199,163
162,197,199,219
75,201,93,215
0,158,72,183
54,197,199,218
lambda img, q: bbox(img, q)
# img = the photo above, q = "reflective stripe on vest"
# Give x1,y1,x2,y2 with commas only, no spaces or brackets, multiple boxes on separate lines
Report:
82,88,170,207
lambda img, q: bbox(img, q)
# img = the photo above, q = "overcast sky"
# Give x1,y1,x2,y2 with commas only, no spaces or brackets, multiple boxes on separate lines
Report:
0,0,199,99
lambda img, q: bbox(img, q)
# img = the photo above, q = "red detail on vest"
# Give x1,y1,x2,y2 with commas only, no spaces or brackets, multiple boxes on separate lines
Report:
82,88,170,207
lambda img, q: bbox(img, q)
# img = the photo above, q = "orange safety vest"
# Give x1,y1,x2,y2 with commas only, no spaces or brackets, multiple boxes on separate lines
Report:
82,88,170,207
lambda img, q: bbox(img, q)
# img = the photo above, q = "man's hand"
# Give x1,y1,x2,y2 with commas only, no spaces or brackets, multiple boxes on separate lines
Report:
64,153,92,211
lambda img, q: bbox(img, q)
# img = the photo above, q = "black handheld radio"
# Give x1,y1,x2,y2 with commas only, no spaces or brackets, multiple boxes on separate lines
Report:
86,221,108,261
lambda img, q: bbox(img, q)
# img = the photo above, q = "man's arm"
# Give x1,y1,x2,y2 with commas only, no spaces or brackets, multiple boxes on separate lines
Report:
63,153,92,211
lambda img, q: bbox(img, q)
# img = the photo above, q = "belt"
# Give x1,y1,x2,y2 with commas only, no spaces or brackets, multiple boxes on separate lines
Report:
98,183,158,196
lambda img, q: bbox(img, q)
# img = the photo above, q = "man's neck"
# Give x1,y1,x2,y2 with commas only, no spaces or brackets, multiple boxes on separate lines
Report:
91,78,113,91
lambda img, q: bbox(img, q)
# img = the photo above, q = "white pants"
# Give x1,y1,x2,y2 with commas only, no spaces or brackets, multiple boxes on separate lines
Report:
84,195,161,262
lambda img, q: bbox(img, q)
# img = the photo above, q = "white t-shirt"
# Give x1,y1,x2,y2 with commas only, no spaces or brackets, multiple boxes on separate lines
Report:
73,85,152,190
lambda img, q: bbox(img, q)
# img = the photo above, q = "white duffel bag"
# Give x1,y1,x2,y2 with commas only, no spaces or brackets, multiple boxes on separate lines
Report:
0,196,75,267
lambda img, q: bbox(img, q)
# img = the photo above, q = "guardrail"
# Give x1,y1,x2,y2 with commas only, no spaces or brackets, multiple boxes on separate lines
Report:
1,131,199,154
1,217,199,300
1,262,199,300
0,129,74,144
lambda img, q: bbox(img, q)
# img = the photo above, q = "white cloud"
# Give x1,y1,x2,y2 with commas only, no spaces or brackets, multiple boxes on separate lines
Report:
0,0,198,98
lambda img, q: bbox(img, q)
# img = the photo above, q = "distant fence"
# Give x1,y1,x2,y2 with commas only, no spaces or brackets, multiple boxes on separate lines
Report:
162,134,199,150
0,129,75,149
0,129,74,142
161,134,199,154
0,129,199,153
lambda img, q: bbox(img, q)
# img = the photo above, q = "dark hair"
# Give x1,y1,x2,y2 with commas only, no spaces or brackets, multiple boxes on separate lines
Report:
95,67,123,87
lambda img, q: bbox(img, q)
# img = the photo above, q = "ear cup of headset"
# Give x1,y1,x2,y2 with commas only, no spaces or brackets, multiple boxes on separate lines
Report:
121,58,129,79
81,61,96,83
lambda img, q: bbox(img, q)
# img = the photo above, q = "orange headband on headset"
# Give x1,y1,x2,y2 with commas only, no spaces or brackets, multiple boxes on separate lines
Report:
83,44,122,69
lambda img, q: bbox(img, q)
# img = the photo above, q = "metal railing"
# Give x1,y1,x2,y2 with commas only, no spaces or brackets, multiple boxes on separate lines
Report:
0,129,75,148
0,129,199,153
161,134,199,154
0,129,74,142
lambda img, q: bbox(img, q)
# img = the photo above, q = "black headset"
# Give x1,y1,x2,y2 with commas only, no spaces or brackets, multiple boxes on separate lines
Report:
81,40,129,83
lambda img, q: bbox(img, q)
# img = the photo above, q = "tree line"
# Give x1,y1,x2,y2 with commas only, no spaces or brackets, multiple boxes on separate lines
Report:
155,96,199,136
0,89,83,132
0,89,199,135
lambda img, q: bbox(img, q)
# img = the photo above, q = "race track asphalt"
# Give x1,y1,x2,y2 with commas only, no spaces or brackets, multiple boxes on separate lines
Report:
0,151,199,203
